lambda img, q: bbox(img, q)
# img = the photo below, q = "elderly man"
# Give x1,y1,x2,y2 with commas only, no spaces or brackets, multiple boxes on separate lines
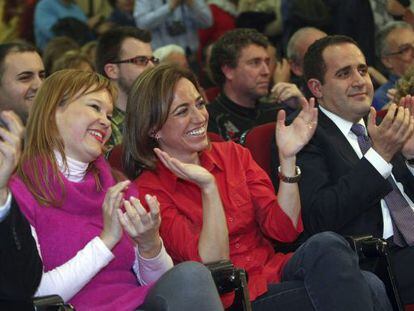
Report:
286,27,327,97
374,21,414,110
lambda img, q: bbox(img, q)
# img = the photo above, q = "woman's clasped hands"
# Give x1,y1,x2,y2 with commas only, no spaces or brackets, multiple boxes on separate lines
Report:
100,180,162,258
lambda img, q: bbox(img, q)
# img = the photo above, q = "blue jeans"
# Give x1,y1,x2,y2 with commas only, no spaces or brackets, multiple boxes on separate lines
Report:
252,232,392,311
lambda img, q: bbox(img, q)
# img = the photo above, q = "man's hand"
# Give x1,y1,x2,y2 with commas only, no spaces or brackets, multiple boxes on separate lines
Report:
273,58,291,84
399,95,414,160
0,111,24,205
368,98,414,162
271,82,303,109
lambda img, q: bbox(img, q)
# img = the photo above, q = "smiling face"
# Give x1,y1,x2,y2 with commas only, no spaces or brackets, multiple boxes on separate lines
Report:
55,89,113,163
0,51,45,123
310,43,373,123
156,78,209,163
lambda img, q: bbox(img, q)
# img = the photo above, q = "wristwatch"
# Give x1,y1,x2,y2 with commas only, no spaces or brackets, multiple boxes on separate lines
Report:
278,166,301,183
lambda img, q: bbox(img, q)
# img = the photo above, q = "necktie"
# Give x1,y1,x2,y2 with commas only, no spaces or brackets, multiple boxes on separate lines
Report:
351,123,414,247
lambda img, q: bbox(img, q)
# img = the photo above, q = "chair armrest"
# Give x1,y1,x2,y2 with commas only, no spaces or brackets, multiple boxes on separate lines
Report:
345,235,404,311
345,235,388,259
33,295,75,311
205,260,252,311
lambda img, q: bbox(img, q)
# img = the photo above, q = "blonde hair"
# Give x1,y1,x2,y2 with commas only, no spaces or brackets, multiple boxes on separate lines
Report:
18,69,117,206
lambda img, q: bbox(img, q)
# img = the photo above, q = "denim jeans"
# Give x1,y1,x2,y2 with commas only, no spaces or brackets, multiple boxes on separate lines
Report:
252,232,392,311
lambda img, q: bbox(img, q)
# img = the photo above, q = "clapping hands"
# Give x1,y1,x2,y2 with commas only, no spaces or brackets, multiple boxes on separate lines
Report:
0,111,24,205
101,180,162,258
118,194,162,258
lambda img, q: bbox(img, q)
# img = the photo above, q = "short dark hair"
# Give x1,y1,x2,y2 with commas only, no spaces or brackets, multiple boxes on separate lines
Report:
209,28,269,87
304,35,359,84
95,26,152,77
0,41,37,81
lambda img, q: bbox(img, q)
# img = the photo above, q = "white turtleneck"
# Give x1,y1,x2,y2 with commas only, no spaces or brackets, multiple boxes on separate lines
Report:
54,151,89,183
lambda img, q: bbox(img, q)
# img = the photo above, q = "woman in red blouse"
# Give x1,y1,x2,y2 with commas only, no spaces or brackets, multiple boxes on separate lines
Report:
122,64,392,311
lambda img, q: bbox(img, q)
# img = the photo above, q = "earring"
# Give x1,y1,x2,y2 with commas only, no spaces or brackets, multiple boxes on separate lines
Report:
151,131,160,141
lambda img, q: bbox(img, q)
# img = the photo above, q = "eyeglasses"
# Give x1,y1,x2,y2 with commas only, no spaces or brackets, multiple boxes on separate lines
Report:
385,42,414,57
111,55,160,66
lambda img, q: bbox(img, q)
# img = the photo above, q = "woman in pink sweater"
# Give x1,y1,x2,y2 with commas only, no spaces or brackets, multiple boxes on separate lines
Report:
8,69,222,311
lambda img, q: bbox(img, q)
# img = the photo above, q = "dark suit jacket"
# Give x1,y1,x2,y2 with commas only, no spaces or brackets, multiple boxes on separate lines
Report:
296,110,414,238
0,197,42,301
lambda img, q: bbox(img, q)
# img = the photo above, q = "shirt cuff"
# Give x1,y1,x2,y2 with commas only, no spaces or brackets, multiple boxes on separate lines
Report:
134,239,173,285
405,160,414,175
364,148,392,178
0,191,12,222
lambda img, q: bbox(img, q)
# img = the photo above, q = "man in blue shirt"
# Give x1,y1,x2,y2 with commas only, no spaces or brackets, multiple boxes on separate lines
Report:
374,21,414,110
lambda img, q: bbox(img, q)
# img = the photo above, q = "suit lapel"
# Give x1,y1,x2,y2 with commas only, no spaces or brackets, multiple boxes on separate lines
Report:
318,110,361,165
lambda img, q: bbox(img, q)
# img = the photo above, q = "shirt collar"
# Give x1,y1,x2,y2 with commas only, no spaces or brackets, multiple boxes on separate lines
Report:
319,105,366,137
219,92,259,118
54,150,89,182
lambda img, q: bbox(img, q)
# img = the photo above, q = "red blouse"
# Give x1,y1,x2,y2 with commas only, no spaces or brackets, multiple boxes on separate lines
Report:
135,142,303,305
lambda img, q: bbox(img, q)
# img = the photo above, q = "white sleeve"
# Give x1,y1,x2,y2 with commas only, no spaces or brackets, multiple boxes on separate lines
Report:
364,148,393,178
32,227,114,302
0,191,12,222
133,239,173,285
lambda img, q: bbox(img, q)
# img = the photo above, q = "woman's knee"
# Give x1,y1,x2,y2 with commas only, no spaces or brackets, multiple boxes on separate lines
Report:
302,231,358,264
172,261,212,282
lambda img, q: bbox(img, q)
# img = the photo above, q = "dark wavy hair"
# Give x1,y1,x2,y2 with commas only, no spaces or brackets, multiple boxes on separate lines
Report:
209,28,269,87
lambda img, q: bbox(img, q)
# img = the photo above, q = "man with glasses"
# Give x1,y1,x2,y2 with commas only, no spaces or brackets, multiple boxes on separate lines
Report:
374,21,414,110
96,26,159,151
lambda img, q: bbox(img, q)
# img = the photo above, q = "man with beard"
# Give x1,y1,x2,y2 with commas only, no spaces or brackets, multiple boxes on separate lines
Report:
96,26,158,151
207,28,302,144
0,42,45,125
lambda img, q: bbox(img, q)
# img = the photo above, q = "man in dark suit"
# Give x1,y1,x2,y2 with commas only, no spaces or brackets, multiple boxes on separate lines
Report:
296,35,414,304
0,111,42,301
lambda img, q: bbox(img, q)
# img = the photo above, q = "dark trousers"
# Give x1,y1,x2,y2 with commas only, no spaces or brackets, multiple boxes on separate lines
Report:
252,232,392,311
388,242,414,304
138,261,223,311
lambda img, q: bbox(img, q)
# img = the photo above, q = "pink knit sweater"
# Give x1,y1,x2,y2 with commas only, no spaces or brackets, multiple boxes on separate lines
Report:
10,156,150,311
